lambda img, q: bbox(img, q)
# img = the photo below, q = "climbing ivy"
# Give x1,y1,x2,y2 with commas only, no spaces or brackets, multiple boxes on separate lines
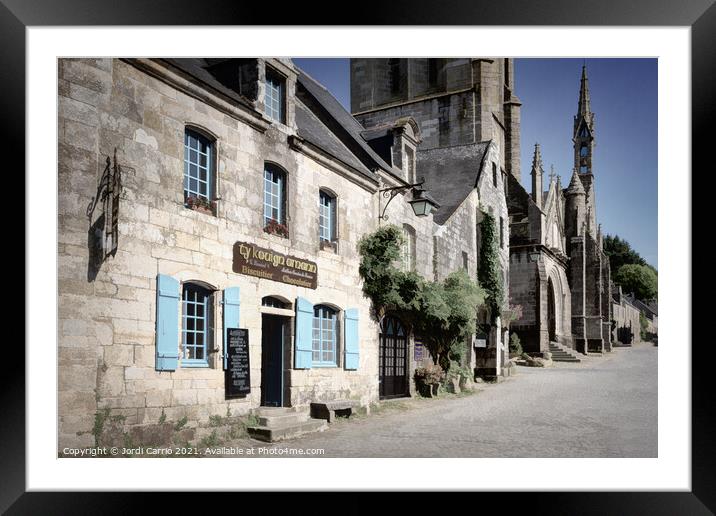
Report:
477,212,504,323
358,225,485,371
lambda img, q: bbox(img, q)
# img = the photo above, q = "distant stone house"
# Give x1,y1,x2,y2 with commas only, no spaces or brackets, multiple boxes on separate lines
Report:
612,286,642,346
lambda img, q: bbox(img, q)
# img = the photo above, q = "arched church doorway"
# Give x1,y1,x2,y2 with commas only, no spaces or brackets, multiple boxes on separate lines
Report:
379,315,408,399
547,279,557,342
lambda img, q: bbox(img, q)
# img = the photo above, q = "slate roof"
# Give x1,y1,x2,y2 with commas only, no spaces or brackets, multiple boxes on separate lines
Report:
296,69,400,179
294,100,374,178
416,142,490,225
161,58,255,110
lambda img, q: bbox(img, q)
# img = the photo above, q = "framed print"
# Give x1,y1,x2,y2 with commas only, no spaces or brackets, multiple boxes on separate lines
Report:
7,0,710,512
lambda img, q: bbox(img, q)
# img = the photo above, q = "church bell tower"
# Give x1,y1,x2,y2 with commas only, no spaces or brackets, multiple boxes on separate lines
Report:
572,64,597,236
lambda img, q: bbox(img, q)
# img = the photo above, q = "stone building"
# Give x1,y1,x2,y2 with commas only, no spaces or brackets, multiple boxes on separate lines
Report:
350,58,513,379
611,284,642,346
507,65,612,356
58,57,457,449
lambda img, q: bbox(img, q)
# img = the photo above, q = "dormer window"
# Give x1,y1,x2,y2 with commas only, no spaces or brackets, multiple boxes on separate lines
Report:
404,146,415,183
265,67,285,123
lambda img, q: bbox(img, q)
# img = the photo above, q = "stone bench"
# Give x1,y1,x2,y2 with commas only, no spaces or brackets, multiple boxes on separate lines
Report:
310,400,358,423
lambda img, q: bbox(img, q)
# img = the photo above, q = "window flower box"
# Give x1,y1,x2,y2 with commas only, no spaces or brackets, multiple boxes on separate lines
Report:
320,239,337,252
264,219,289,238
185,195,216,216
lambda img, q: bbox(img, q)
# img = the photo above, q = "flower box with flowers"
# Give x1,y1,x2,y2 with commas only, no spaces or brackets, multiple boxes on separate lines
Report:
185,195,216,216
264,219,289,238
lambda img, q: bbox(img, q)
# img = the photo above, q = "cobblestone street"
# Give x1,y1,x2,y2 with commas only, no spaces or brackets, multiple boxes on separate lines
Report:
232,342,657,458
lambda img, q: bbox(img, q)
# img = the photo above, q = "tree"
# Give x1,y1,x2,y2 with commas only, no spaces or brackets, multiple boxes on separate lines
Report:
603,234,646,272
358,226,486,372
613,264,658,301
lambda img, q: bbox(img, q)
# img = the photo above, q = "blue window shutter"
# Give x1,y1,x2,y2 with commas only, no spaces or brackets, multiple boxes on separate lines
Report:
156,274,180,371
344,308,359,370
294,297,313,369
222,287,241,370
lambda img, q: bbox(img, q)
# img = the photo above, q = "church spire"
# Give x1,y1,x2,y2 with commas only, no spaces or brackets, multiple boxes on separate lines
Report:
577,64,591,119
531,143,544,208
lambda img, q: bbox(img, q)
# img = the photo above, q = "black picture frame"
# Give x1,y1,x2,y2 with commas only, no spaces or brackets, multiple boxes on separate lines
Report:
7,0,707,512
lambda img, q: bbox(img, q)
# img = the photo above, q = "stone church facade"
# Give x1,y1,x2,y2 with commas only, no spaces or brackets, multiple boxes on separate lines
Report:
507,66,612,355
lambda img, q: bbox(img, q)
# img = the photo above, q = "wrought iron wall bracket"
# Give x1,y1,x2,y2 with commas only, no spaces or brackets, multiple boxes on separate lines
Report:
378,178,425,222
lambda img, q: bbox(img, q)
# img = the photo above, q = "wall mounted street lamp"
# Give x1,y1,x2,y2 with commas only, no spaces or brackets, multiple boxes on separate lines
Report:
378,177,439,222
528,250,542,262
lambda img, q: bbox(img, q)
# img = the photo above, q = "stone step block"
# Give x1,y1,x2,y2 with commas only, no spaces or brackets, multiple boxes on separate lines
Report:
246,419,328,443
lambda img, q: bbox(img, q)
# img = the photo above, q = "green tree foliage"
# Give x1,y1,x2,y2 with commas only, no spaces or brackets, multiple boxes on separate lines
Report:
603,234,646,271
413,269,485,370
358,225,486,372
614,264,658,301
477,212,504,323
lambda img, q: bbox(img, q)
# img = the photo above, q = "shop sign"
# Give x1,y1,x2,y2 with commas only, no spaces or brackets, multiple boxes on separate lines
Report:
233,241,318,289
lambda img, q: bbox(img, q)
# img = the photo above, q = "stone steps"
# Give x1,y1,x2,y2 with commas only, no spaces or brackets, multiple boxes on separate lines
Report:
247,406,327,443
548,343,581,363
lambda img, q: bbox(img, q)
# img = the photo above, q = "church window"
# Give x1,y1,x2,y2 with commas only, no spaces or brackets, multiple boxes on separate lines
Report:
389,58,402,95
580,145,588,157
580,165,588,173
428,59,439,87
492,162,498,187
579,125,589,138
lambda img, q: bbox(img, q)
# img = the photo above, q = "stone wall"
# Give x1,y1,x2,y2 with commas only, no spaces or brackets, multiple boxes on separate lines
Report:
58,58,390,450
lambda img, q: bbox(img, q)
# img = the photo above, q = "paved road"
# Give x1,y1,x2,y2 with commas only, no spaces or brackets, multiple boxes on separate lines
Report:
236,342,658,458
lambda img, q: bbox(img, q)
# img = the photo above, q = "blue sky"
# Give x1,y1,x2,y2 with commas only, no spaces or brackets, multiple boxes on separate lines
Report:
293,58,658,269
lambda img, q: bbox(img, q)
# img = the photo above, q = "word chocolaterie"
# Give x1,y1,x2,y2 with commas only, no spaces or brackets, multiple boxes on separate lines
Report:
232,241,318,289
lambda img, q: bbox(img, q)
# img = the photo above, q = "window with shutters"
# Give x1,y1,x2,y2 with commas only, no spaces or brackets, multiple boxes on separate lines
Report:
312,305,338,366
181,283,213,367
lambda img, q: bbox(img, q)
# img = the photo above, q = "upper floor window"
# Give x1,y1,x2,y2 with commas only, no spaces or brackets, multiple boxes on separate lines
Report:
500,216,505,249
404,146,416,183
182,283,213,367
462,251,469,271
263,164,287,233
265,67,285,124
402,224,416,273
184,128,214,204
319,190,337,243
312,305,337,366
388,58,402,95
492,162,498,187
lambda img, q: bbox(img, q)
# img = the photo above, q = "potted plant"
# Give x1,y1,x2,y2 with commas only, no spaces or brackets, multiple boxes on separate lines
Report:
264,219,289,238
185,195,215,216
414,364,445,397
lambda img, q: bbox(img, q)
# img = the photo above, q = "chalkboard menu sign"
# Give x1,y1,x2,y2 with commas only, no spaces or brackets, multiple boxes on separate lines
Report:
225,328,250,397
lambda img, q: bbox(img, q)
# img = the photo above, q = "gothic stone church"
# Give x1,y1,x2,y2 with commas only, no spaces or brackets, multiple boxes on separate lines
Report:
350,59,612,358
507,65,612,355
